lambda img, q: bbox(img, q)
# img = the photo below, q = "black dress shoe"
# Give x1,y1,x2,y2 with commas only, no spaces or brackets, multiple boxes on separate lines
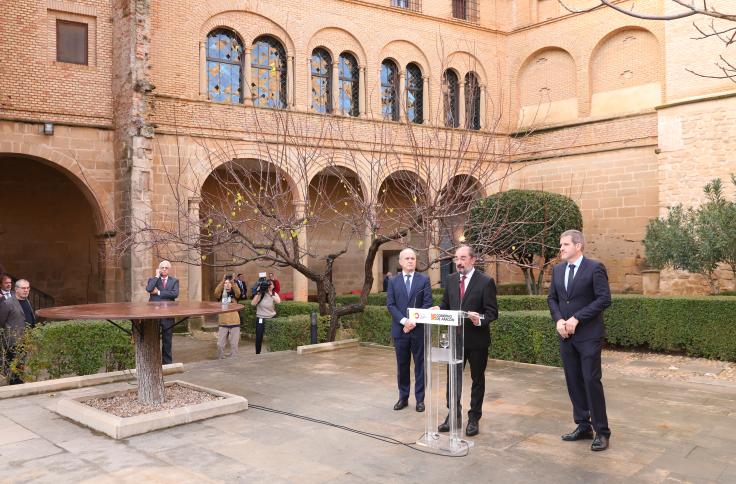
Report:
561,426,594,441
591,434,609,451
393,399,408,411
438,416,450,432
416,401,425,412
465,419,479,437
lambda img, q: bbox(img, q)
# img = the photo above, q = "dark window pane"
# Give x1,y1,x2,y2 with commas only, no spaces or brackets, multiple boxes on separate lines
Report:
311,48,332,113
406,63,423,124
465,72,481,130
338,53,359,116
251,36,288,109
381,60,399,121
56,20,88,65
443,70,459,128
206,29,243,104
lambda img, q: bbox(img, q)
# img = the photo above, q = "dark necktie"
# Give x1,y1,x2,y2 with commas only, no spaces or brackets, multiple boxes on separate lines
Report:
460,275,466,301
567,264,575,291
405,274,411,296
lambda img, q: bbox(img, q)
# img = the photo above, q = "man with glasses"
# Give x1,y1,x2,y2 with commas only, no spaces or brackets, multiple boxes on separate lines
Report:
0,279,36,384
146,260,179,364
432,245,497,437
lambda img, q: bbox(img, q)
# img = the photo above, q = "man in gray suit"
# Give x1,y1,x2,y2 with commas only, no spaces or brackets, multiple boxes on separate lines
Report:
0,279,36,384
145,260,179,364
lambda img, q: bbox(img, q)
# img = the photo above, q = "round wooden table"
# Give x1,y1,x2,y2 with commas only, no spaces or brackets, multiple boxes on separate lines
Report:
37,301,242,404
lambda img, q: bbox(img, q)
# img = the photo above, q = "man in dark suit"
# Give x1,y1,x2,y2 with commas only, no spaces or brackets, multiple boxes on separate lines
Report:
0,274,13,302
547,229,612,451
387,248,433,412
145,260,179,364
0,278,36,384
434,245,498,437
235,274,247,301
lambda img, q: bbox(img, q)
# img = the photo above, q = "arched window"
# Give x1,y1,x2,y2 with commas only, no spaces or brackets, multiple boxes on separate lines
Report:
381,60,399,121
405,63,423,124
464,72,481,130
338,53,359,117
443,70,459,128
251,36,287,108
311,48,332,114
206,29,243,104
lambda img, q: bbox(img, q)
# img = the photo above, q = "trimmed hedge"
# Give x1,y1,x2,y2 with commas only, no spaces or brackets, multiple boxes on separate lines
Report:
240,301,319,335
490,311,560,366
265,314,330,352
13,320,135,381
344,294,736,363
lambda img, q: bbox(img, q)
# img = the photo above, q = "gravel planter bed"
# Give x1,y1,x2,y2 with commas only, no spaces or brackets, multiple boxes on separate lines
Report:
84,382,223,417
55,380,248,439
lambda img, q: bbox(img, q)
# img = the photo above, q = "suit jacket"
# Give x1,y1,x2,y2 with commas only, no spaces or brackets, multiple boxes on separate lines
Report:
386,272,433,339
0,297,35,347
440,270,498,350
146,276,179,302
547,257,612,341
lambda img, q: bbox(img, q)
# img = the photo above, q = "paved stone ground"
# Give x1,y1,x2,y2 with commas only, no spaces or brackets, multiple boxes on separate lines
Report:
1,343,735,483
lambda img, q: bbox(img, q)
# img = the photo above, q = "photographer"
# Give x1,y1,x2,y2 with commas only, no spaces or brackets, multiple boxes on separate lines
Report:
214,274,241,359
250,273,280,354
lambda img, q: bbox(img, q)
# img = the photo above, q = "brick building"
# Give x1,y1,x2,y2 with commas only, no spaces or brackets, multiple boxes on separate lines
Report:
1,0,734,305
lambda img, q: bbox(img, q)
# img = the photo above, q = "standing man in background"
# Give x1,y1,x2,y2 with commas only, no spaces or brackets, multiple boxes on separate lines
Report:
235,274,247,301
547,229,612,452
0,279,36,384
386,248,432,412
0,274,13,302
146,260,179,364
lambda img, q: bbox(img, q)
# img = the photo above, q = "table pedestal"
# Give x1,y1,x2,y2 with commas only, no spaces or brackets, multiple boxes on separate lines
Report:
132,319,165,404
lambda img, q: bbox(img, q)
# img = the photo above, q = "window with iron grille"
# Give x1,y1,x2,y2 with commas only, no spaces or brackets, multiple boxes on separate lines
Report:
452,0,479,22
56,20,88,65
465,72,481,130
206,29,243,104
443,69,459,128
381,60,400,121
391,0,421,12
311,48,332,114
251,36,288,109
405,63,423,124
338,53,360,117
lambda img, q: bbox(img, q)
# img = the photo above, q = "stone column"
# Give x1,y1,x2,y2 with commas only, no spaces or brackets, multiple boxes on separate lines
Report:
422,75,430,125
244,45,253,106
459,81,466,129
287,54,295,109
480,84,487,130
187,197,202,303
293,202,309,301
359,65,367,117
331,60,339,114
199,41,208,100
306,56,313,112
398,71,405,121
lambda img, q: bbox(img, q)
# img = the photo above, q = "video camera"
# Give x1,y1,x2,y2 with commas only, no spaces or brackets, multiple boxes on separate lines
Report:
256,272,270,294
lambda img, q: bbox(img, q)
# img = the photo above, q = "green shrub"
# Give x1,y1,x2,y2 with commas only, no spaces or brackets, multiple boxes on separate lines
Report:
347,306,393,346
496,283,529,295
497,295,549,312
240,301,319,336
15,320,135,381
265,314,330,352
490,311,560,366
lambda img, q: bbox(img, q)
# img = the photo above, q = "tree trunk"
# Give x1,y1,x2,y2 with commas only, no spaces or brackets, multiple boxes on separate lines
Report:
133,319,165,404
523,268,534,295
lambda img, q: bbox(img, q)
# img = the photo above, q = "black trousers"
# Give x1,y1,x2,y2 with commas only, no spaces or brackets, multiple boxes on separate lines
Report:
160,319,174,365
560,337,610,437
446,346,488,422
255,317,269,354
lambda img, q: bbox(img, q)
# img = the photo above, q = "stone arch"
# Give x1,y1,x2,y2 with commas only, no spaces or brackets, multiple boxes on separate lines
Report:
378,40,432,79
306,27,367,66
0,144,110,233
517,47,578,127
445,51,488,86
199,10,296,54
0,152,109,305
589,27,662,116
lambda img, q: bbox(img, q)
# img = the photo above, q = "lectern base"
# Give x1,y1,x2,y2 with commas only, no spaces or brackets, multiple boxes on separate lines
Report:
416,432,474,455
